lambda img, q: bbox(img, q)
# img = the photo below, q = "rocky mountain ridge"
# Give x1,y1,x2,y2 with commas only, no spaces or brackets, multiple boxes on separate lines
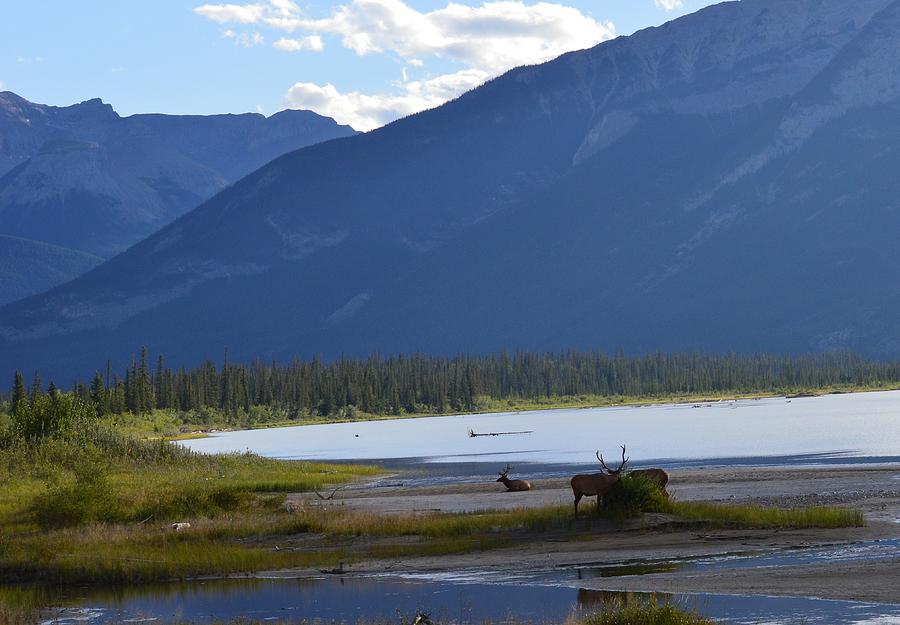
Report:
3,0,900,380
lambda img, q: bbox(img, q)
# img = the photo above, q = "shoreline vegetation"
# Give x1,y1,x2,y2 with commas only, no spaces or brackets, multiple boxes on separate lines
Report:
4,349,900,440
165,383,900,440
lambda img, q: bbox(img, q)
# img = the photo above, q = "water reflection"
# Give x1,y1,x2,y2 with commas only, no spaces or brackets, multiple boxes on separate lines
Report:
27,577,900,625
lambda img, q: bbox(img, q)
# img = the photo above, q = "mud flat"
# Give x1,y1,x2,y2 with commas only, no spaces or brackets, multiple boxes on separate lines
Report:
293,464,900,518
281,465,900,604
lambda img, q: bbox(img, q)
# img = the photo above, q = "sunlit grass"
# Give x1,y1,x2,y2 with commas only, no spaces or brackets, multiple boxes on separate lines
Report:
667,501,864,529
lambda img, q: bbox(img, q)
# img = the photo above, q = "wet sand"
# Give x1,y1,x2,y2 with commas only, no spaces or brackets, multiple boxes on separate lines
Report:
280,465,900,604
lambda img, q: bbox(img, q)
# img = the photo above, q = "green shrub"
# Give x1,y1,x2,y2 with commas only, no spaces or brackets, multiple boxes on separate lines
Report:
604,474,670,521
30,449,117,528
582,600,717,625
10,394,96,441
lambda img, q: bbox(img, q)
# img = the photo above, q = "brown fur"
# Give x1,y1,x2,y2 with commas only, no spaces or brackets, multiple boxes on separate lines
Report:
630,468,669,494
496,465,533,492
496,475,533,492
570,445,629,515
570,472,621,514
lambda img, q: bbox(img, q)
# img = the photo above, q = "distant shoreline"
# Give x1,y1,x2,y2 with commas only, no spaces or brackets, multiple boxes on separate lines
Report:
178,384,900,440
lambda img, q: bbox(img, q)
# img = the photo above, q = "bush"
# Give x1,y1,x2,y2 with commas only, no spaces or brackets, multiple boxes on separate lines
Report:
10,394,96,441
604,474,670,521
582,601,716,625
30,449,117,528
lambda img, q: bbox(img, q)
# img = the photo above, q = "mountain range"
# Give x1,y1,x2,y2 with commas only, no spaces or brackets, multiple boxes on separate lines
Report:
0,92,355,303
2,0,900,381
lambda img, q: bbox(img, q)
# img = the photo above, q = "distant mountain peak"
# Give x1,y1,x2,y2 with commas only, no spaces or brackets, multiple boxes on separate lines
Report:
0,90,356,302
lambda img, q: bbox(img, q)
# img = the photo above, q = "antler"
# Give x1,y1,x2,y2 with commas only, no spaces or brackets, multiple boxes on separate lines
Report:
596,445,629,474
499,463,512,477
618,445,629,472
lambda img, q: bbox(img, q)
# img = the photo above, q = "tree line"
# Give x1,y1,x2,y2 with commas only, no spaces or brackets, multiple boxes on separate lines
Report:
6,349,900,419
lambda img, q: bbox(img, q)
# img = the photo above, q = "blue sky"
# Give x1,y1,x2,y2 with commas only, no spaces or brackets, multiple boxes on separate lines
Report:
1,0,721,130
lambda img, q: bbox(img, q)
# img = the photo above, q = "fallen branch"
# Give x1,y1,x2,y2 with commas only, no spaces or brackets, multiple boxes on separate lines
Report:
467,428,534,437
313,485,345,500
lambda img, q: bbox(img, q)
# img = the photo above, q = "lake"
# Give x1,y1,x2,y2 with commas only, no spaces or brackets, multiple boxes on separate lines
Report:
184,390,900,468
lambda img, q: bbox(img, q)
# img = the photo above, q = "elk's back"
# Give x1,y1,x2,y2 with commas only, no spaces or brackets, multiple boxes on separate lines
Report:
570,473,617,496
631,468,669,489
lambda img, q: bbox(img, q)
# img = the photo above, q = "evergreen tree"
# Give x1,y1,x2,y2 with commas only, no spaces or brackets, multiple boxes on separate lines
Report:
90,371,107,414
10,371,26,414
29,371,43,403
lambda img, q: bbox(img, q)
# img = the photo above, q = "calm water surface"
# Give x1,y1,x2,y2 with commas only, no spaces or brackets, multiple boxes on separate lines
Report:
39,572,900,625
184,391,900,467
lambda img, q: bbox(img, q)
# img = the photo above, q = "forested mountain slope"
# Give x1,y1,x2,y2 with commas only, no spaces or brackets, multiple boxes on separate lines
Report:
0,236,101,306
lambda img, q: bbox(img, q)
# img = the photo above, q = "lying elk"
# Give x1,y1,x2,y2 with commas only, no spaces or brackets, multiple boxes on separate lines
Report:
570,445,628,515
629,468,670,496
496,464,533,492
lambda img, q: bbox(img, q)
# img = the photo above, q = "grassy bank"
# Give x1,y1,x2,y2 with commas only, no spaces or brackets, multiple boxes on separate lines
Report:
667,501,864,529
0,396,865,589
2,477,864,586
0,393,382,585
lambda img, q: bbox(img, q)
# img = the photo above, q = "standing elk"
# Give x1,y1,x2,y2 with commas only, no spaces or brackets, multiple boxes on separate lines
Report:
629,468,669,496
570,445,628,515
496,464,533,492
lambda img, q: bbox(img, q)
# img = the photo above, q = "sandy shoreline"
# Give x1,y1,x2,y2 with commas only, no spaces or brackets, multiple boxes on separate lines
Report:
278,465,900,604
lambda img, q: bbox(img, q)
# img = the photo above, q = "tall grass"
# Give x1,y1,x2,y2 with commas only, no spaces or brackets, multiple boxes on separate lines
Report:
579,601,717,625
668,501,864,529
0,393,381,584
1,427,377,530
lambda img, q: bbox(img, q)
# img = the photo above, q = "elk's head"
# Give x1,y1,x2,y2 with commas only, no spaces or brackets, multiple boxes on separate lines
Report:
496,464,512,482
596,445,628,475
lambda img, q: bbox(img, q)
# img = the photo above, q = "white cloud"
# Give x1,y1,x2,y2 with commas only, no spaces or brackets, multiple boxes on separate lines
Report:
0,80,5,90
654,0,683,10
294,0,614,73
196,0,615,129
194,3,267,23
285,69,488,130
273,35,324,52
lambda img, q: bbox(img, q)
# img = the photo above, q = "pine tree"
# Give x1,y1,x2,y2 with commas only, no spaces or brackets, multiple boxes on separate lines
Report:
139,347,151,414
29,371,43,403
90,371,107,414
155,354,165,409
10,371,26,414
